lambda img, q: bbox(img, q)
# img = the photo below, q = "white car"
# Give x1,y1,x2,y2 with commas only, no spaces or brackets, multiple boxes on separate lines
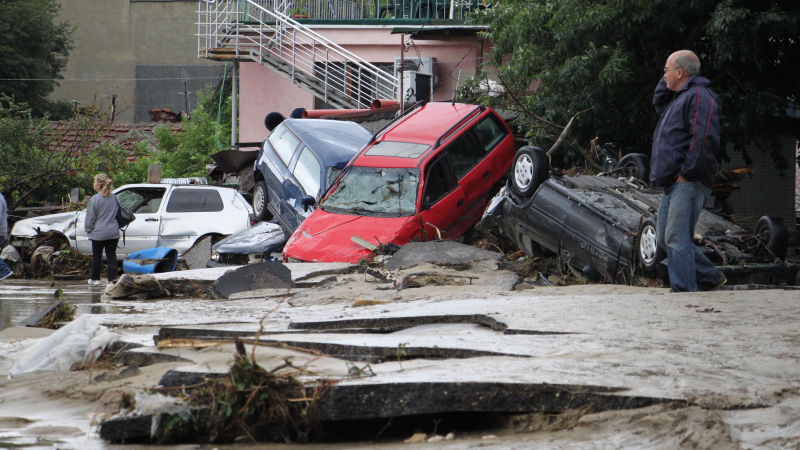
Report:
10,184,253,259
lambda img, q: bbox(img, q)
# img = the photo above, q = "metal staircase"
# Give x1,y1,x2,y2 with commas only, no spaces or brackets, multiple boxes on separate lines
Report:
198,0,398,109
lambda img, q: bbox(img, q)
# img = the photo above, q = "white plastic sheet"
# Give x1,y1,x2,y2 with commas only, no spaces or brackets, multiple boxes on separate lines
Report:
131,392,191,437
8,316,120,378
0,245,21,263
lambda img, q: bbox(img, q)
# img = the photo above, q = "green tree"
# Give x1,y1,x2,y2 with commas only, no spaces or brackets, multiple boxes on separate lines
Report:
466,0,800,169
0,0,75,118
153,78,233,179
0,96,130,209
114,72,233,185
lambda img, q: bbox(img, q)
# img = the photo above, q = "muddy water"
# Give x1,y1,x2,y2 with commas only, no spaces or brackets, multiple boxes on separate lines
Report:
0,279,133,331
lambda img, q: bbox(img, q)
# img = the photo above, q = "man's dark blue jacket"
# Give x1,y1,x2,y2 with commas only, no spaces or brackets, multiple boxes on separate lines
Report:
650,76,722,189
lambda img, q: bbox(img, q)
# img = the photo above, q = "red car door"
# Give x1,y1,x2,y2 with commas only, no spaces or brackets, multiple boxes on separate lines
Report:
444,113,513,224
417,156,467,241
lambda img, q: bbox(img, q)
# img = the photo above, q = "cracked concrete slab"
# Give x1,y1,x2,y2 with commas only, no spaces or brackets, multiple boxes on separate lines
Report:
211,262,295,298
226,287,308,301
152,262,354,282
478,273,524,291
181,235,213,270
290,314,510,332
3,261,800,448
385,241,503,271
99,381,682,442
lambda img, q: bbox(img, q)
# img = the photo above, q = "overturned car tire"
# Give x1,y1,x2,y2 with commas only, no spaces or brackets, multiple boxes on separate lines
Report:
755,215,788,261
511,147,549,198
636,216,665,273
618,153,650,183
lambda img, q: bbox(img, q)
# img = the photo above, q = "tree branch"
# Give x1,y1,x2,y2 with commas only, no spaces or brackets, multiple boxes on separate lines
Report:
495,72,564,131
11,172,69,209
546,106,594,157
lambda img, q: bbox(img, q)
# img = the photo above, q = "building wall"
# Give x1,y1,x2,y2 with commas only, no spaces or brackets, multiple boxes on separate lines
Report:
239,26,484,143
52,0,222,123
719,135,797,232
134,65,226,122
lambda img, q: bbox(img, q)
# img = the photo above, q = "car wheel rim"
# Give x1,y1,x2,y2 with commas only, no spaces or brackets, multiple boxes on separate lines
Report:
756,225,771,254
254,186,265,215
639,225,658,264
514,154,534,189
623,162,639,179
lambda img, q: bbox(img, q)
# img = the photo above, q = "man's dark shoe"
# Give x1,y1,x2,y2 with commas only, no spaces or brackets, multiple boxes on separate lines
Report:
0,271,13,282
698,272,727,291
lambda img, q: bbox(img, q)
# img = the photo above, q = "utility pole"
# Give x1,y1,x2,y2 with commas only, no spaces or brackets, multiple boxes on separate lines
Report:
179,69,192,115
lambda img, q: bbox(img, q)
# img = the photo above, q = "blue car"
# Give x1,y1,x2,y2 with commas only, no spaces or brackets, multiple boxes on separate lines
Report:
252,115,372,233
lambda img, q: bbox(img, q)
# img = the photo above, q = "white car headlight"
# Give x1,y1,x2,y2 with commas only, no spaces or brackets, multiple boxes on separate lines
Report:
211,250,219,262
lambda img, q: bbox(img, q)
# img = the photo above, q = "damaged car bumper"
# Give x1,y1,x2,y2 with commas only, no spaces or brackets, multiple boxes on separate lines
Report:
206,221,287,267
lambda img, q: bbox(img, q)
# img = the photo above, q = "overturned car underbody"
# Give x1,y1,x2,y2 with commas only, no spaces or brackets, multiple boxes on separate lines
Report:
482,175,798,286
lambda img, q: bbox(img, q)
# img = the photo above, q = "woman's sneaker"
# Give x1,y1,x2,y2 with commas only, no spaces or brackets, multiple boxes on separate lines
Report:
87,279,103,286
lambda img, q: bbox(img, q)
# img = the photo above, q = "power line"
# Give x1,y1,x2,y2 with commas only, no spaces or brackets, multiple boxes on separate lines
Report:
0,56,486,83
433,38,481,95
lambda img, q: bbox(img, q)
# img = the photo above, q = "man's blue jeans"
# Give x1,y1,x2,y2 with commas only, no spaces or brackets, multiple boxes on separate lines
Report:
656,181,720,292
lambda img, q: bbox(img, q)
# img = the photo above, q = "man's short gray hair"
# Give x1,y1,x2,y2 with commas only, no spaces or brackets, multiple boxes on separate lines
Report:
674,51,700,76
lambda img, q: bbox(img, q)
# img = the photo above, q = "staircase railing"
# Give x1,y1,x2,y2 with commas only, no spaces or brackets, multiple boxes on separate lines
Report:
198,0,398,108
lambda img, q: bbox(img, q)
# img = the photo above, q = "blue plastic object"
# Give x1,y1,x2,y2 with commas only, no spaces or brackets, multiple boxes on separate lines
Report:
122,247,178,274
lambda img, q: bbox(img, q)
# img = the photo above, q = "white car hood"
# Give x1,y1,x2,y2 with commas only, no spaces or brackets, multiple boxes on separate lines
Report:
11,211,81,238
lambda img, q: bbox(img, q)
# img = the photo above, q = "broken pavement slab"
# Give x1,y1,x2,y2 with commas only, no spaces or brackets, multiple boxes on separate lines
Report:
180,235,213,270
5,264,800,447
478,273,524,291
99,381,683,442
210,261,295,298
151,262,354,282
17,302,67,327
226,287,309,301
290,314,510,332
384,241,503,271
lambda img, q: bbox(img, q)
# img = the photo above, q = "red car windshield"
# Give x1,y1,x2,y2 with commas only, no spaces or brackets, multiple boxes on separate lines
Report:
321,166,420,217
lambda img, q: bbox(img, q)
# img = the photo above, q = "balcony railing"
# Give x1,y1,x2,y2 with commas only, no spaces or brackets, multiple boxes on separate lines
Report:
199,0,399,108
237,0,477,22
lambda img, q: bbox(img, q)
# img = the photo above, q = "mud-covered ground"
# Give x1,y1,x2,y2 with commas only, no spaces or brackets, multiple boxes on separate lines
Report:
1,259,799,449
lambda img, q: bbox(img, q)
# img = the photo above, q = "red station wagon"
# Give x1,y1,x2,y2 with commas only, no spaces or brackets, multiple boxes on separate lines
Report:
283,102,516,263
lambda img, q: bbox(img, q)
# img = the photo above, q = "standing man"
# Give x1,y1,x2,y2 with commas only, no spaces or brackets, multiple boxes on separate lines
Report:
650,50,725,292
0,193,13,281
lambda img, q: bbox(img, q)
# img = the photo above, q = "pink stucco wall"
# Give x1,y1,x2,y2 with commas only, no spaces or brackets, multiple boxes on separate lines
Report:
239,27,485,143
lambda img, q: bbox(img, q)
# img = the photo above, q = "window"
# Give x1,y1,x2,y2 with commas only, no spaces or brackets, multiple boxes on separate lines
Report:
293,147,322,196
166,189,224,213
326,166,343,190
365,141,431,158
267,122,301,165
472,114,508,154
446,133,480,180
116,188,166,214
322,167,420,217
423,158,455,207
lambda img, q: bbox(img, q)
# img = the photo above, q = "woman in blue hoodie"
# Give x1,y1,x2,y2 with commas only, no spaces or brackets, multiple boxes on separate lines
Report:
85,174,120,285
